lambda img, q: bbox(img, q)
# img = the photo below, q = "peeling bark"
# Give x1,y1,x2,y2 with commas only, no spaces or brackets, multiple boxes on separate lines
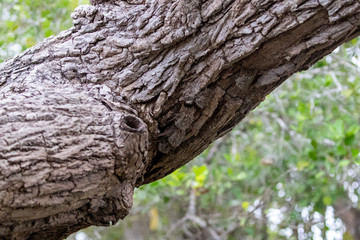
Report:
1,0,360,239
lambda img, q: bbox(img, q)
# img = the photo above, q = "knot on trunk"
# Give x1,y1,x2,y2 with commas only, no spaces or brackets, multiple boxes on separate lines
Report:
113,113,149,185
121,115,146,133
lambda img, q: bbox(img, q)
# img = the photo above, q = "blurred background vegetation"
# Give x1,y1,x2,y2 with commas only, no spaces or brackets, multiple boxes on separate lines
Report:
1,1,360,240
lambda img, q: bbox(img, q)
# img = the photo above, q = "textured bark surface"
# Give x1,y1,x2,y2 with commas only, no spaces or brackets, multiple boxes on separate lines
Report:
1,0,360,239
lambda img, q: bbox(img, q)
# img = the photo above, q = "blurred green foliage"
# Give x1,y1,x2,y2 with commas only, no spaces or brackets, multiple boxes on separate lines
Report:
1,1,360,240
0,0,89,61
125,41,360,240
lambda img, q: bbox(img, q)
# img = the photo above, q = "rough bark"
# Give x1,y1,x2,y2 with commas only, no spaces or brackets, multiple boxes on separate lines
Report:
1,0,360,239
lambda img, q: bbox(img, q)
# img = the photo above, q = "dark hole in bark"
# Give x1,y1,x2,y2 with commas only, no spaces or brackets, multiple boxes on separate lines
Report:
123,115,144,132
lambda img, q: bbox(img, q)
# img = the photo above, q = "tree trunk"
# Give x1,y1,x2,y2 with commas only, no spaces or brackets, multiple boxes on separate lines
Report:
1,0,360,239
334,197,360,240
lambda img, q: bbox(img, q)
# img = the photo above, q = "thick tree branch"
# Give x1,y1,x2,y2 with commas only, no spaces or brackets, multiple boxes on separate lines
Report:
334,197,360,239
0,82,148,239
1,0,360,239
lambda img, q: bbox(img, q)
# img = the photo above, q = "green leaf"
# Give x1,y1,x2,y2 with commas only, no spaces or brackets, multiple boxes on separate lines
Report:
195,174,206,182
322,196,332,206
234,172,247,181
328,119,344,139
338,159,351,168
351,148,360,157
192,165,208,188
344,134,355,146
192,165,208,176
346,125,360,136
341,89,353,98
163,196,170,203
227,167,233,176
315,171,325,179
311,139,318,149
297,161,310,171
337,144,347,156
324,74,333,87
242,201,250,210
308,150,317,160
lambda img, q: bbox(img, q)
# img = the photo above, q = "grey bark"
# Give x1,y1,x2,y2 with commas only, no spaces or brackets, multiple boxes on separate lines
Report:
1,0,360,239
